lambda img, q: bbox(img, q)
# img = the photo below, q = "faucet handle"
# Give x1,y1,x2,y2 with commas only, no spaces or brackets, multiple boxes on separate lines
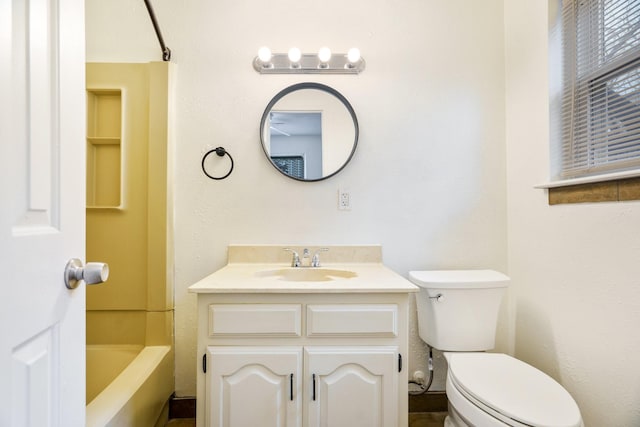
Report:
311,248,329,267
283,248,300,267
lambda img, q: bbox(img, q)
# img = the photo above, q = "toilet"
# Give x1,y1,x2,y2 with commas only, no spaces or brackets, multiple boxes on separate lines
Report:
409,270,583,427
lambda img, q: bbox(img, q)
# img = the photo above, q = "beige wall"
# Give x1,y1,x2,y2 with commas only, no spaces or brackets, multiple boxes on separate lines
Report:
84,1,640,424
505,1,640,425
86,0,508,397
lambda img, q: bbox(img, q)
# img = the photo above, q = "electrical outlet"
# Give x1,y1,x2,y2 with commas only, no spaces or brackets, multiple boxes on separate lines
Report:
338,189,351,210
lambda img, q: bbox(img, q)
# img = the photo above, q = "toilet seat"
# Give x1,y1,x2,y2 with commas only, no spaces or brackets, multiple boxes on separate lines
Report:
446,353,582,427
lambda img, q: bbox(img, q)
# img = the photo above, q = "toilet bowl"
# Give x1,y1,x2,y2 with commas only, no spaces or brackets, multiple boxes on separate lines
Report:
409,270,583,427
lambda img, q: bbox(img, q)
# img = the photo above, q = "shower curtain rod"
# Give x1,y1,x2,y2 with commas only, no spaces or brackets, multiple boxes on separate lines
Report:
143,0,171,61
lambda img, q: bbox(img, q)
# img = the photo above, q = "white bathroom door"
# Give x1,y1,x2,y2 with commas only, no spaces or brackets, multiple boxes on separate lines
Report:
0,0,86,426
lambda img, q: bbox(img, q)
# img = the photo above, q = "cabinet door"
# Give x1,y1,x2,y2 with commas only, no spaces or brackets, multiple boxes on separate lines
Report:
207,346,303,427
305,346,399,427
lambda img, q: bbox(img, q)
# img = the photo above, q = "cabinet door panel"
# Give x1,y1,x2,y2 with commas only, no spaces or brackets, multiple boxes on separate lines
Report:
207,346,303,427
305,346,398,427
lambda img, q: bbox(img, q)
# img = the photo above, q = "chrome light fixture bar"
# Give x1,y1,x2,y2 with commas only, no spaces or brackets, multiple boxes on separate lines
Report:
253,47,365,74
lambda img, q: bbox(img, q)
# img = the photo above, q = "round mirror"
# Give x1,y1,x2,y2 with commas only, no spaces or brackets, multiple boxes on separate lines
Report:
260,83,358,181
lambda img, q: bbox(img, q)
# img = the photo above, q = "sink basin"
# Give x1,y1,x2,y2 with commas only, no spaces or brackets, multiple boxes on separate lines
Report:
255,268,357,282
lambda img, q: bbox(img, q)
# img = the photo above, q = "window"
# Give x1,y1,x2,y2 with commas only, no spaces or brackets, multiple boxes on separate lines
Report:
560,0,640,179
271,156,305,179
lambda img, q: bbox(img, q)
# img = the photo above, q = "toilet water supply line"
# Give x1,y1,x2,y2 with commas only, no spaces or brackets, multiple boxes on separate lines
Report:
409,345,434,395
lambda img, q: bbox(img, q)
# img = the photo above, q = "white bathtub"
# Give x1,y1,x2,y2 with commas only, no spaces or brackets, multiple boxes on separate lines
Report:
86,345,173,427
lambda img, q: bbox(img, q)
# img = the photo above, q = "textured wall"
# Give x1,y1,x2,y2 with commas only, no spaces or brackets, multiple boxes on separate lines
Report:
86,0,508,396
505,1,640,425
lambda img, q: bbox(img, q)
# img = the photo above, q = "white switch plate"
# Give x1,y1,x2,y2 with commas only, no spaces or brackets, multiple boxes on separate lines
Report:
338,189,351,210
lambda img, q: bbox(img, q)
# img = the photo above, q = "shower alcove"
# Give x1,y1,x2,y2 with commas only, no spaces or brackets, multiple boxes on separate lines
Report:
85,62,174,426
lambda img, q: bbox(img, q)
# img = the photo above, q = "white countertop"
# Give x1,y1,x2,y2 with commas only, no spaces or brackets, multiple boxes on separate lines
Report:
188,262,419,294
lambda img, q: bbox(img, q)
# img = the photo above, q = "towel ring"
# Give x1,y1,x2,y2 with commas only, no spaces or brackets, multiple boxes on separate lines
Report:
202,147,234,180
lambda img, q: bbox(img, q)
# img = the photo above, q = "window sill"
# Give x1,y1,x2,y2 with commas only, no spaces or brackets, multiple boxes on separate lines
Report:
542,177,640,205
535,169,640,189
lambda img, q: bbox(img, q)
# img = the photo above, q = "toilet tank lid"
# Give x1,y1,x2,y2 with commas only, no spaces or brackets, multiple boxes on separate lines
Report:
408,270,509,289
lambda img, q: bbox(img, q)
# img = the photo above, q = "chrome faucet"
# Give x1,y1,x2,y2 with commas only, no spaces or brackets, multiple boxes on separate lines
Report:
283,248,300,267
283,247,329,267
301,248,311,267
311,248,329,267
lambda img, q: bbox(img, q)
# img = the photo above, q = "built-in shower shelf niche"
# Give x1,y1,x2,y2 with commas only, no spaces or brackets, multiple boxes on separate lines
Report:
86,89,122,209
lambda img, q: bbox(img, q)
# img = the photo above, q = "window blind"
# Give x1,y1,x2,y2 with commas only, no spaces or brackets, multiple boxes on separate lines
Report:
561,0,640,179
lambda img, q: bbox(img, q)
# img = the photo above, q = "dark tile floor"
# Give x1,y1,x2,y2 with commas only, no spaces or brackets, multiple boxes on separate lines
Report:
165,419,194,427
409,411,447,427
166,412,447,427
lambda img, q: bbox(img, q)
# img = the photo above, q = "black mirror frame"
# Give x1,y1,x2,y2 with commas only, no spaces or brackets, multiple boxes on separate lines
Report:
259,82,359,182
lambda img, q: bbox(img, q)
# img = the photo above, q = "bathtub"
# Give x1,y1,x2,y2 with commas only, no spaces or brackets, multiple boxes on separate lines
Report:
86,344,173,427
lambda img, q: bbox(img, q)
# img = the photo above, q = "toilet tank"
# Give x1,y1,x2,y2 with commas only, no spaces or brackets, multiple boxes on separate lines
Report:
409,270,509,351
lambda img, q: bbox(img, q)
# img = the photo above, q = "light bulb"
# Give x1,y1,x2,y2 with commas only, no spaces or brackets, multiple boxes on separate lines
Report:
318,47,332,63
347,47,361,63
288,47,302,63
258,46,272,63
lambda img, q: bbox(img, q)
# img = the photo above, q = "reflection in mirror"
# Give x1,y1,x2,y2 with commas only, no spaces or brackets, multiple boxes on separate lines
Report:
260,83,358,181
270,112,322,179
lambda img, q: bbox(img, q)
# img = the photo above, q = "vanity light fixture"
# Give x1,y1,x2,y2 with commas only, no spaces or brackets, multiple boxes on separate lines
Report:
257,46,273,69
346,48,361,68
253,46,365,74
288,47,302,68
317,47,332,68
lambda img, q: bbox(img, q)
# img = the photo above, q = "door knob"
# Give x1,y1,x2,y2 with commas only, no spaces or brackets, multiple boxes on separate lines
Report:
64,258,109,289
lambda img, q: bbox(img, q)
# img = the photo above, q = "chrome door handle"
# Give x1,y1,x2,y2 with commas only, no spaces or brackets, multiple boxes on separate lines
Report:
64,258,109,289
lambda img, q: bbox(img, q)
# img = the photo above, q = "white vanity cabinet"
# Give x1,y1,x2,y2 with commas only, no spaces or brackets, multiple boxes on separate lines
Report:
304,346,399,427
206,346,303,427
194,294,411,427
